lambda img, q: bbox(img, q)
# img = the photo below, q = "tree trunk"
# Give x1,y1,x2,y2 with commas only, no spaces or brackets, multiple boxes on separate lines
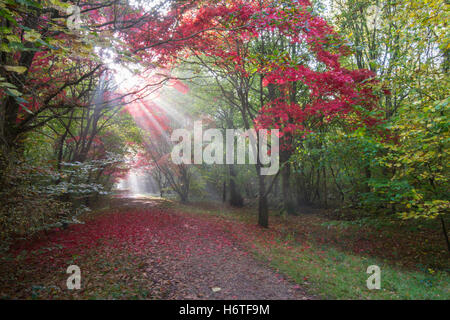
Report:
364,166,372,193
323,165,328,209
180,193,188,203
257,164,269,228
281,151,296,214
440,216,450,253
222,180,227,203
229,165,244,207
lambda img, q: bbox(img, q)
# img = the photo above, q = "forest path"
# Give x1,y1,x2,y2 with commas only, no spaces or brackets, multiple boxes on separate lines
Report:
104,196,311,299
0,196,311,300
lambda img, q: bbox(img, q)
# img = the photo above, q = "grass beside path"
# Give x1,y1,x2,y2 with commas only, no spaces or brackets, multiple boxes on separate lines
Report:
171,199,450,300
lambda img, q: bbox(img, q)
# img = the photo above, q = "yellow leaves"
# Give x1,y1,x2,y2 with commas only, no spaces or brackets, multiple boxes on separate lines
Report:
419,172,430,179
3,65,27,73
47,38,65,49
6,35,20,43
0,43,11,53
402,199,449,220
71,42,94,58
23,30,41,42
412,190,423,201
400,211,415,219
48,0,70,9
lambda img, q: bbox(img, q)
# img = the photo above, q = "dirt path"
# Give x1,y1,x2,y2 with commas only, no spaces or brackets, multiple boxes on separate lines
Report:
0,197,311,300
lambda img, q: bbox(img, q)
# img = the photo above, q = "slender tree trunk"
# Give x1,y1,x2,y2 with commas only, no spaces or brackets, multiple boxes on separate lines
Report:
364,166,372,193
56,110,75,171
179,191,189,203
229,165,244,207
323,165,328,209
440,216,450,253
330,165,345,202
222,180,227,203
313,167,321,203
281,151,296,214
258,171,269,228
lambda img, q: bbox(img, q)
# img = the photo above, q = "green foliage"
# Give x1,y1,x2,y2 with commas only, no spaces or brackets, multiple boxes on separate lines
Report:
374,98,449,220
287,0,450,226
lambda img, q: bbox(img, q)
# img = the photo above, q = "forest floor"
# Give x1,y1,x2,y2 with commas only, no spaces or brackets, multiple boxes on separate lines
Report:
0,197,310,300
0,196,448,299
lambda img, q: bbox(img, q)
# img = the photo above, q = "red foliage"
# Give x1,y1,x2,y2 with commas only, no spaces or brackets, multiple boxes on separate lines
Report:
127,0,385,149
10,208,238,270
